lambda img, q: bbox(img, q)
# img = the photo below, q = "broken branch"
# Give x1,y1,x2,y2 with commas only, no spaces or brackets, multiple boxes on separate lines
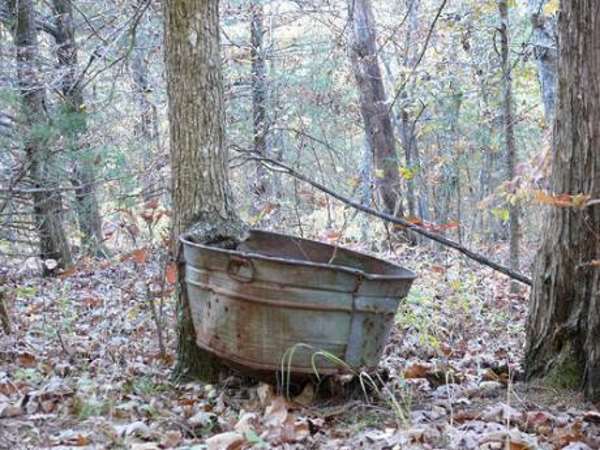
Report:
243,152,532,286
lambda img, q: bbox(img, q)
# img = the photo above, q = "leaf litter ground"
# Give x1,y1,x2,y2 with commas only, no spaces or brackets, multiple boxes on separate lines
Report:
1,245,599,449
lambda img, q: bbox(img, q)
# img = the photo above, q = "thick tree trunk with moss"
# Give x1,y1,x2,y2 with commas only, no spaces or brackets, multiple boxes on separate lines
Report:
10,0,72,274
52,0,105,257
164,0,243,382
525,0,600,401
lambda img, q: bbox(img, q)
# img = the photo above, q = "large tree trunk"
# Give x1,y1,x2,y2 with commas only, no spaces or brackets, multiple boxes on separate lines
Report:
348,0,404,221
10,0,72,274
51,0,105,257
498,0,521,292
528,0,558,123
164,0,243,382
525,0,600,401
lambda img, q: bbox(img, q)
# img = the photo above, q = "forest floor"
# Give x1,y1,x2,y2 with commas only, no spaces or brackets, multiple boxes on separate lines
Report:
1,243,599,450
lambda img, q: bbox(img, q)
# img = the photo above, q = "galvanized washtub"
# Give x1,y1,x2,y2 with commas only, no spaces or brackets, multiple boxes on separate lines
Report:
182,229,416,376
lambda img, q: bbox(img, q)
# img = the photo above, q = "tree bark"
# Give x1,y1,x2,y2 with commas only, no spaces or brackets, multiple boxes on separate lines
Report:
249,0,270,214
528,0,558,123
164,0,242,382
51,0,105,257
131,41,161,203
525,0,600,401
10,0,72,274
348,0,404,221
498,0,521,292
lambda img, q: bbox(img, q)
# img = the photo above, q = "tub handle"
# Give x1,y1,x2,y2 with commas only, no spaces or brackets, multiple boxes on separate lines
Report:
226,255,255,283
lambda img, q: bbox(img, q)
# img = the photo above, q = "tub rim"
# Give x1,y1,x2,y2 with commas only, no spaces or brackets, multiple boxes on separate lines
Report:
180,228,417,283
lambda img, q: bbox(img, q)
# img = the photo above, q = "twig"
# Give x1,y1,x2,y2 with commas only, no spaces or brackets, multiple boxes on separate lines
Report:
239,151,532,286
146,283,166,360
0,287,11,335
388,0,448,113
56,330,74,358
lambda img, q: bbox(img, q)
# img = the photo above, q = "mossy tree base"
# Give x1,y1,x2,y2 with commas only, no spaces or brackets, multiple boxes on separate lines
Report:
524,1,600,402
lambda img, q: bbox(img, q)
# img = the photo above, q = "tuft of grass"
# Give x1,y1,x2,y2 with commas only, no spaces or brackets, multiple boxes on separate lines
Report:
71,395,113,419
280,344,412,427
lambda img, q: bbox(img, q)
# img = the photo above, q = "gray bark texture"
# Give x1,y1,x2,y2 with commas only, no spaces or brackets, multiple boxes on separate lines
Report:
10,0,72,274
131,41,161,203
525,0,600,401
348,0,404,220
51,0,105,257
528,0,558,123
498,0,521,290
164,0,242,382
250,1,270,212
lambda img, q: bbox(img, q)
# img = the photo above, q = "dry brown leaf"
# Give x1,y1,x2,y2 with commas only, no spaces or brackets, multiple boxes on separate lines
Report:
431,265,446,274
264,396,289,428
58,266,78,278
55,430,91,447
160,430,182,449
131,248,148,265
165,263,177,284
509,442,531,450
257,383,273,407
403,362,433,379
16,352,36,368
293,383,314,407
553,422,585,448
0,402,23,418
205,431,245,450
0,379,19,396
583,410,600,424
234,411,258,434
525,410,555,429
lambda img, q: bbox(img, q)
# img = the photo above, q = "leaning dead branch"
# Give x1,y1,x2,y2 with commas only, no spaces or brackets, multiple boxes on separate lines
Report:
241,151,532,286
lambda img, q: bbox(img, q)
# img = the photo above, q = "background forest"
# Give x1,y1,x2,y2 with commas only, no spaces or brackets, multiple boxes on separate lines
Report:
0,0,556,264
2,0,600,449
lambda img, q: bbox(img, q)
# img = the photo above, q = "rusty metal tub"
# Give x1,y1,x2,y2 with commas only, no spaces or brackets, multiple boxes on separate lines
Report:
182,229,416,376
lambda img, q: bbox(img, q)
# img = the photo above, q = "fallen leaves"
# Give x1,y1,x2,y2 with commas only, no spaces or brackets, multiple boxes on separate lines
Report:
206,392,310,448
2,244,600,450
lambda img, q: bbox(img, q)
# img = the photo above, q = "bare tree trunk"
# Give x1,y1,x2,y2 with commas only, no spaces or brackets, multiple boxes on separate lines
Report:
399,0,419,222
10,0,72,274
131,42,161,203
250,0,270,214
359,136,372,243
528,0,558,123
51,0,105,257
348,0,404,222
164,0,243,382
498,0,521,292
525,0,600,401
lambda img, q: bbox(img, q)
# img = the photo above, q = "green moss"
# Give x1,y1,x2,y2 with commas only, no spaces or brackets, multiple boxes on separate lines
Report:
544,346,583,390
